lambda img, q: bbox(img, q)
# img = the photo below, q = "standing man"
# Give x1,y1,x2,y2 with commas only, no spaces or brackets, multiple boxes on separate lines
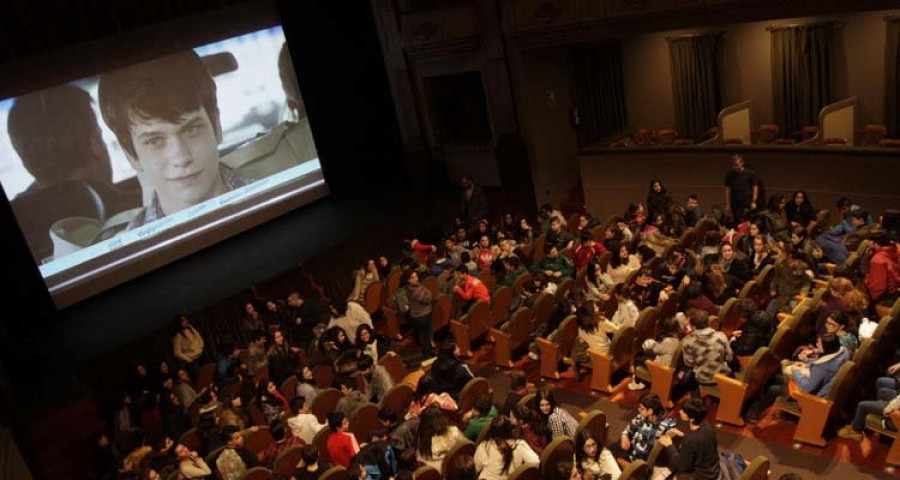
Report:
684,194,705,227
724,154,759,217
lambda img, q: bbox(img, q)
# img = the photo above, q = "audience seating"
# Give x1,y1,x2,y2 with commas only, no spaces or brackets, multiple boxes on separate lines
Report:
635,344,683,408
313,364,336,389
441,440,475,479
508,464,540,480
645,433,680,471
244,426,275,459
318,466,349,480
531,293,556,338
717,298,741,336
768,325,802,361
451,300,492,357
633,306,660,346
177,427,203,453
422,275,438,296
459,377,491,413
363,281,384,315
575,410,608,445
865,410,900,471
589,326,635,393
775,360,858,447
532,235,547,263
619,459,650,480
379,383,414,416
741,456,771,480
555,278,575,303
384,269,402,307
383,304,405,340
491,286,514,325
348,403,380,440
491,307,534,368
280,375,299,402
703,347,779,427
536,315,578,380
239,467,272,480
432,293,453,332
273,444,304,478
312,388,341,423
204,445,226,469
539,437,575,479
196,363,217,390
413,465,442,480
247,400,268,427
379,353,409,385
479,269,497,293
313,427,332,463
512,272,533,295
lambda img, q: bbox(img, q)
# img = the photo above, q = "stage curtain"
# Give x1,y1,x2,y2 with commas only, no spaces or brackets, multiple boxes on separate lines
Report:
569,44,627,148
668,34,722,141
885,18,900,137
771,24,834,139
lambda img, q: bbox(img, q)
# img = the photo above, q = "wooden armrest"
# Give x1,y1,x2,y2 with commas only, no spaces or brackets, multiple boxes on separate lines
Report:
450,320,471,357
790,388,834,447
714,374,748,427
491,328,513,368
588,348,615,393
646,361,677,408
536,337,561,379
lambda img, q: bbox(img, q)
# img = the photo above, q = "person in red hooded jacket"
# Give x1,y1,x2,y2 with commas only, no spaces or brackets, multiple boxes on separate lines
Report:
452,265,490,309
573,230,606,271
865,235,900,305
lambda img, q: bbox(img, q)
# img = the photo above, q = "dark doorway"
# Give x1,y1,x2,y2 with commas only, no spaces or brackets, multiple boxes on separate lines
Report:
423,72,492,145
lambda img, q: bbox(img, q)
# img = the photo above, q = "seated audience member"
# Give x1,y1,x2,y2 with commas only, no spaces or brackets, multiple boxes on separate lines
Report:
336,376,368,417
658,398,721,480
718,242,751,284
245,330,268,376
546,215,575,252
865,235,900,306
474,235,499,272
349,259,380,302
258,380,290,424
838,367,900,440
819,311,859,354
729,299,775,357
214,426,259,480
172,367,198,412
357,430,398,480
576,428,620,480
294,444,330,480
768,245,813,314
266,329,299,385
605,243,641,285
574,230,606,271
435,261,458,295
540,203,568,232
499,257,528,289
702,263,740,306
682,283,719,316
571,302,610,369
785,190,817,230
174,443,212,479
242,302,265,335
443,236,469,266
654,252,689,289
510,404,550,455
263,299,289,332
453,264,491,306
217,394,248,430
463,395,498,442
328,299,374,344
681,309,733,390
216,342,241,385
288,396,326,444
685,194,705,227
631,317,683,391
406,376,459,420
474,416,540,480
608,283,639,331
537,388,578,438
813,277,867,337
356,324,390,364
430,337,475,400
262,419,305,467
584,261,611,303
748,234,775,275
357,354,394,403
647,179,673,222
530,244,574,281
416,406,466,471
630,269,667,308
295,366,320,404
620,393,676,462
499,371,531,415
326,412,360,468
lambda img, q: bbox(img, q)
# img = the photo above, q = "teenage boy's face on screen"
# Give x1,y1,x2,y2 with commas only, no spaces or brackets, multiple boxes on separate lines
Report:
128,107,223,214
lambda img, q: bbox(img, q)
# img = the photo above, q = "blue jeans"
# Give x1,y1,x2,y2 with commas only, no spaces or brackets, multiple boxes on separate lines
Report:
851,383,898,431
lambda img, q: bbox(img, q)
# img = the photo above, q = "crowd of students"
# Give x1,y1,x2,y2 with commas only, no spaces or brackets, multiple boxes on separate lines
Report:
91,159,900,480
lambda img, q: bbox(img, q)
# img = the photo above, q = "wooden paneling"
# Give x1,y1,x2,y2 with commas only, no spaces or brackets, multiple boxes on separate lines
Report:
607,0,676,17
579,146,900,221
401,6,480,46
508,0,579,30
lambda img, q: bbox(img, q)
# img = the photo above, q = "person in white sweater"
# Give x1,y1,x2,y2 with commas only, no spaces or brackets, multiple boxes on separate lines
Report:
327,299,373,343
172,316,205,368
174,443,212,479
286,396,326,444
576,429,621,480
474,416,540,480
416,406,466,471
607,284,639,333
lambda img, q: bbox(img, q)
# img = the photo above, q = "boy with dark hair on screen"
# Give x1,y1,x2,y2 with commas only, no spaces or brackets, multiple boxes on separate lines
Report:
98,50,248,230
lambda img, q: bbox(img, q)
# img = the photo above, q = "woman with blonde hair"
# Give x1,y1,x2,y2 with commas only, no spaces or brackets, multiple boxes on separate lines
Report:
814,277,868,335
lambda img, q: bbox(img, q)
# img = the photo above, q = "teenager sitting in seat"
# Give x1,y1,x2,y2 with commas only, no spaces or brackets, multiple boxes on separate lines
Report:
453,265,491,309
634,316,683,383
767,245,813,314
658,398,721,480
630,269,668,309
718,242,752,285
749,234,776,276
681,309,733,393
865,234,900,307
357,354,394,404
430,336,475,400
328,299,373,344
574,230,606,271
838,366,900,440
499,257,528,290
576,428,621,480
584,261,611,303
214,426,259,480
729,299,775,357
530,244,574,282
570,301,611,374
510,404,550,455
812,277,867,338
537,388,578,438
348,259,380,303
258,380,290,424
682,283,719,317
474,415,540,480
336,375,368,417
785,191,818,232
294,444,330,480
326,412,360,468
405,376,459,420
463,395,498,442
416,406,466,471
618,393,676,462
474,235,499,272
287,396,326,444
702,263,740,306
262,419,305,467
604,242,641,285
653,252,689,290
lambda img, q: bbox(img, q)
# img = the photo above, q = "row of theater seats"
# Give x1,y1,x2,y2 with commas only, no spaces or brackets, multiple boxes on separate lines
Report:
608,125,900,147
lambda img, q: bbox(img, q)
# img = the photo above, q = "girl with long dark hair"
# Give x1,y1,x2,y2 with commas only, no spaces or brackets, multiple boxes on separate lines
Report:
474,416,540,480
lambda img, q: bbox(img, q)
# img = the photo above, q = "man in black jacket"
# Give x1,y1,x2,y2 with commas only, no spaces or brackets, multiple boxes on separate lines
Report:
658,398,721,480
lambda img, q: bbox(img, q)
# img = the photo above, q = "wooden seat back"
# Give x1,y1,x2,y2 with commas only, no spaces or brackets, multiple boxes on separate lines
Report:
313,364,335,389
657,292,678,326
363,281,384,315
508,307,534,350
826,360,858,405
458,377,491,413
531,293,556,334
532,235,547,263
575,410,608,446
422,276,438,296
491,286,514,325
852,338,878,373
244,426,275,456
177,427,203,453
379,383,415,416
556,315,579,358
539,437,575,479
609,325,636,372
513,272,533,296
348,403,380,441
313,427,332,463
678,228,695,249
740,456,770,480
247,400,268,427
596,251,612,271
508,464,540,480
634,307,659,346
412,465,442,480
737,279,756,301
273,444,304,478
619,459,650,480
441,439,476,479
239,466,273,480
319,466,349,480
646,434,681,469
768,326,801,361
311,388,341,423
718,298,741,336
280,376,299,403
784,306,816,343
737,347,779,400
517,393,536,409
379,354,408,385
196,363,217,390
479,269,497,293
461,300,492,340
432,294,453,331
556,278,575,303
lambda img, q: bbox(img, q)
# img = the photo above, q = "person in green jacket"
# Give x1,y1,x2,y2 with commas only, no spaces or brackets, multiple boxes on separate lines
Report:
463,395,498,441
530,244,574,280
500,257,529,289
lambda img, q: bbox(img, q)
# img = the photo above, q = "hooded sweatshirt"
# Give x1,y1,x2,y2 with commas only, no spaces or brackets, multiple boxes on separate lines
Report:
866,245,900,301
682,327,733,384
